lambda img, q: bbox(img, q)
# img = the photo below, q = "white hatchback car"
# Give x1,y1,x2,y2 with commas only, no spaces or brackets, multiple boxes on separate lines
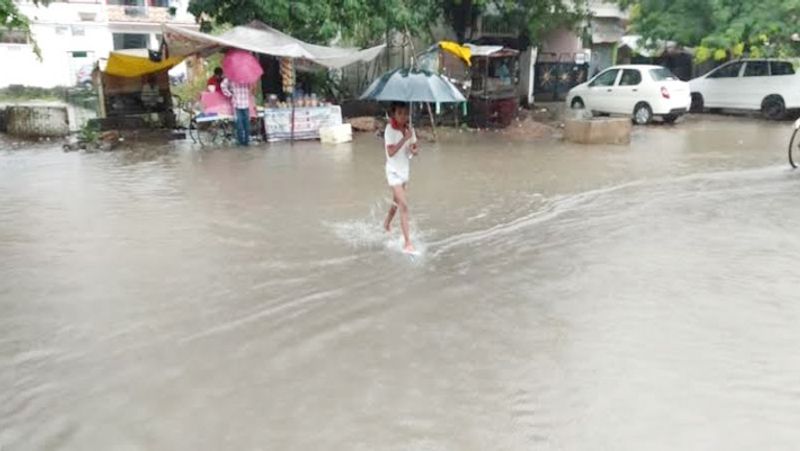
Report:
689,59,800,120
566,65,691,124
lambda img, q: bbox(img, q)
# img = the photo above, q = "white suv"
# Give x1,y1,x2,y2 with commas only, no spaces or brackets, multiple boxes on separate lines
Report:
566,65,691,125
689,59,800,120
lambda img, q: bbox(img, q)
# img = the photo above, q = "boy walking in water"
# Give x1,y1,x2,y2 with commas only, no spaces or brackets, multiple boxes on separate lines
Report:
383,102,419,253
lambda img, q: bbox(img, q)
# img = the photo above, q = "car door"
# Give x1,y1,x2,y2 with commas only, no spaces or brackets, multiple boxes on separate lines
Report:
770,61,798,107
585,68,621,113
702,61,744,108
613,68,643,114
739,60,769,109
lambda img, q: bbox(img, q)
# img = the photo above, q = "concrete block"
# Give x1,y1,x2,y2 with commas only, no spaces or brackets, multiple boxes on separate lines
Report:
347,116,383,132
564,117,632,145
5,105,70,137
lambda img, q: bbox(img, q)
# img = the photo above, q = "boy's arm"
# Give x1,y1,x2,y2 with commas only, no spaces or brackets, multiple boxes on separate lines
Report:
385,129,410,157
386,137,409,157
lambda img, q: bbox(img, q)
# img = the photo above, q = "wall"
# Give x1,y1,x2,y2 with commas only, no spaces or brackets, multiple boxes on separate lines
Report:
590,43,615,76
0,24,112,88
1,2,113,88
538,28,583,59
1,0,196,88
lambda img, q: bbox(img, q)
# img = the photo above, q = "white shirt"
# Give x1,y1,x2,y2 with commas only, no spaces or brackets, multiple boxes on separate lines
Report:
384,124,417,179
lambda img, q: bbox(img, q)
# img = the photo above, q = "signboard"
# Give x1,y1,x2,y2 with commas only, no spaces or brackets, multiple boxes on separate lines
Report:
263,105,343,142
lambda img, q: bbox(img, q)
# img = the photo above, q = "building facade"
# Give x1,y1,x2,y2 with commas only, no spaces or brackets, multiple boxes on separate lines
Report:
0,0,197,88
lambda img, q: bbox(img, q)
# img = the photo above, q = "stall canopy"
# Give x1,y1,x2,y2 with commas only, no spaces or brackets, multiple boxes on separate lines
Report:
465,44,518,58
103,49,183,77
163,21,385,69
438,41,472,66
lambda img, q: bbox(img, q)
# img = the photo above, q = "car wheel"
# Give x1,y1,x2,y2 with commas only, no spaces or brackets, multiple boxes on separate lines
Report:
571,97,585,109
690,93,704,113
663,114,679,124
632,102,653,125
762,95,786,120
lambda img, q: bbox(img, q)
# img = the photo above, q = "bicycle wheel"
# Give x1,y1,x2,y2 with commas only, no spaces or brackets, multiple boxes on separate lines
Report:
220,120,235,144
789,127,800,169
197,122,222,146
188,117,201,144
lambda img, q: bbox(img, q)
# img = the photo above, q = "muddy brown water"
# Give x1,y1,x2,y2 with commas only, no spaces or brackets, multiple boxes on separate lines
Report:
2,116,800,450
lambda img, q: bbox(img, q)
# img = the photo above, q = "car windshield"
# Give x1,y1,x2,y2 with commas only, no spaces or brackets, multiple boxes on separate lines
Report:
650,68,678,81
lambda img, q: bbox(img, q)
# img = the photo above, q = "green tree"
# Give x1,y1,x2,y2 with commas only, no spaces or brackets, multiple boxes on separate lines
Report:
189,0,589,47
502,0,588,44
442,0,588,44
619,0,800,61
188,0,440,46
1,0,50,56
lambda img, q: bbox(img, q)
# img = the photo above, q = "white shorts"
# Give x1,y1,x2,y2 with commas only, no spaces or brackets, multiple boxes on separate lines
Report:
386,169,409,187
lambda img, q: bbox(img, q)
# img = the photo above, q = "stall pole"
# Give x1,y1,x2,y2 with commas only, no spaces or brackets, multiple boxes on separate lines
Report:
485,57,490,129
290,58,295,143
291,97,295,142
404,26,437,140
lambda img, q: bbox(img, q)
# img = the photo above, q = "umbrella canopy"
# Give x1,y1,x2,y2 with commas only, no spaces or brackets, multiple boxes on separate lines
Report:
222,49,263,84
360,68,466,103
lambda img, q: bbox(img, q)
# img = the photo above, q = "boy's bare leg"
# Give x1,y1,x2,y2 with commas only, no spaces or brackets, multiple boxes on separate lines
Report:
392,185,414,252
384,190,398,232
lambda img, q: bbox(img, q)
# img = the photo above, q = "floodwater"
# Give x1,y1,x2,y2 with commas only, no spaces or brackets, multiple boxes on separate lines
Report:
2,115,800,450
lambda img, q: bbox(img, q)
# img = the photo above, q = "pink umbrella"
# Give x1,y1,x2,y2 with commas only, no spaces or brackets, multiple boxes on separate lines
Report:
222,49,264,84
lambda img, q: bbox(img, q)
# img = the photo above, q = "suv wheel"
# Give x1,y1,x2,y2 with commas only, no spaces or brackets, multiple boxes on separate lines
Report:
762,95,786,120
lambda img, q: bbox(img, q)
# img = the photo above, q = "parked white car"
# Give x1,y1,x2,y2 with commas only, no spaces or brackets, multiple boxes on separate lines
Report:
689,59,800,120
566,64,691,124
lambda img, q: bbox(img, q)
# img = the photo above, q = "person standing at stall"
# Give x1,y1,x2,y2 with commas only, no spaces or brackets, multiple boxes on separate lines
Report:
206,67,224,92
221,78,253,146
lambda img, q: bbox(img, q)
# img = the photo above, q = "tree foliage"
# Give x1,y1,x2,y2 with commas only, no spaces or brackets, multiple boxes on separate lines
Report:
619,0,800,61
188,0,440,46
1,0,49,56
440,0,588,44
189,0,587,47
498,0,588,43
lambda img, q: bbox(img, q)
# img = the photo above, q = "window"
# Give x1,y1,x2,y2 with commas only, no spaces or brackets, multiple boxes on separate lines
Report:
56,26,69,35
649,68,678,81
107,0,144,5
0,30,28,44
113,33,148,50
707,62,743,79
71,26,85,36
619,69,642,86
589,69,619,87
771,61,795,76
71,51,88,58
744,61,769,77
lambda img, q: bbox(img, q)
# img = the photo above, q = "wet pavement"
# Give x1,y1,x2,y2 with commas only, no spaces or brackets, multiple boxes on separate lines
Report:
2,115,800,450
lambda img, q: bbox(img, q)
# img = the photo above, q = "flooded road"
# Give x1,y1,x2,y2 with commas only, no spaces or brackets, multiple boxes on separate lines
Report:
2,116,800,450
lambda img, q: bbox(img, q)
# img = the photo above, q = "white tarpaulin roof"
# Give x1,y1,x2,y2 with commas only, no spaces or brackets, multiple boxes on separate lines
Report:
465,44,505,57
162,21,385,69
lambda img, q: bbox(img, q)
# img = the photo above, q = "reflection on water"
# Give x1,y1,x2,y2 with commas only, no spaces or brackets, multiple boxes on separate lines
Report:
2,117,800,450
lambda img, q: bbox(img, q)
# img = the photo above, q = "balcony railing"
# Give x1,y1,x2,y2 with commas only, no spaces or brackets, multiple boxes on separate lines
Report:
106,4,190,23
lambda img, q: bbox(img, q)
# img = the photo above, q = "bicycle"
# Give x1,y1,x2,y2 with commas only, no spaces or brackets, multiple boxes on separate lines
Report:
191,114,236,146
788,118,800,168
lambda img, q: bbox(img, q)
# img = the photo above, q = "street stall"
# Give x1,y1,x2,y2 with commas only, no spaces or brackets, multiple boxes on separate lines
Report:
418,41,472,95
417,41,472,125
95,49,184,129
466,44,520,128
162,21,385,143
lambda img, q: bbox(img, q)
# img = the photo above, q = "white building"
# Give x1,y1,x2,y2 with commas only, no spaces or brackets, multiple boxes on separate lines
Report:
0,0,198,88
